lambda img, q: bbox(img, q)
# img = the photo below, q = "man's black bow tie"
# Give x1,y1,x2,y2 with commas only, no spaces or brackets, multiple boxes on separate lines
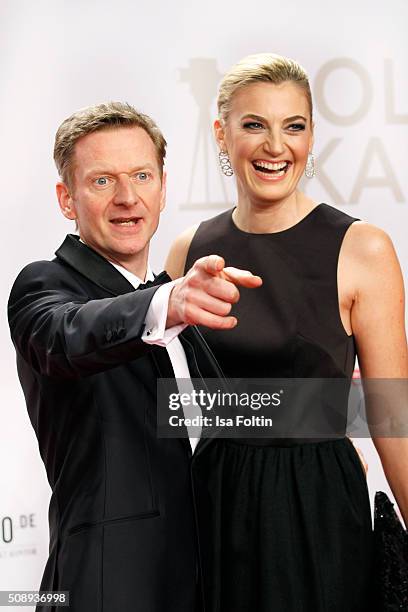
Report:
138,271,172,290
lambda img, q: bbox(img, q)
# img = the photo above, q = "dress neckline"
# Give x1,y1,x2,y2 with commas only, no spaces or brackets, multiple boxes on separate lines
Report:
229,203,323,236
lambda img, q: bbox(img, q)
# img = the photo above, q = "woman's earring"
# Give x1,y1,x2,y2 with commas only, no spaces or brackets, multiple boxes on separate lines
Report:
305,152,315,179
218,150,234,176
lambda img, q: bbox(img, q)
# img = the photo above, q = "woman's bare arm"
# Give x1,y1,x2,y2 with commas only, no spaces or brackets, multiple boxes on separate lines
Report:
165,224,199,279
346,221,408,526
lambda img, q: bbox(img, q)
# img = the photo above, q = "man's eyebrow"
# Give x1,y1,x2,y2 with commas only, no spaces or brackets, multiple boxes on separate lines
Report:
84,163,156,177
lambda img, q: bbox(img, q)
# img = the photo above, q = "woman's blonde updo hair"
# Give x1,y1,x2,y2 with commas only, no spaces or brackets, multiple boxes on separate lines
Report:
217,53,313,124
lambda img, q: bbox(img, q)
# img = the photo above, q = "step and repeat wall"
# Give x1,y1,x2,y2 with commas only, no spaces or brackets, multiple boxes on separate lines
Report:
0,0,406,607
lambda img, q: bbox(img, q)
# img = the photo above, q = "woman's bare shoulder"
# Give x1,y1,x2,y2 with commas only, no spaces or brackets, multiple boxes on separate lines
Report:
165,224,200,279
344,220,397,259
342,220,402,290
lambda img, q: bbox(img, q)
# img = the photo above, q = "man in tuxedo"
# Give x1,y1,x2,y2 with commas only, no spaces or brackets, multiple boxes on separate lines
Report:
8,102,261,612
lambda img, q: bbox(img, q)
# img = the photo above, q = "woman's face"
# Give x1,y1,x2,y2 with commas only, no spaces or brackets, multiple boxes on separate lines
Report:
215,81,314,206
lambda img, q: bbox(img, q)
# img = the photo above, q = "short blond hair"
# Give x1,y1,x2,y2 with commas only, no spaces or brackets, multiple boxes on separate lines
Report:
54,101,166,189
217,53,313,123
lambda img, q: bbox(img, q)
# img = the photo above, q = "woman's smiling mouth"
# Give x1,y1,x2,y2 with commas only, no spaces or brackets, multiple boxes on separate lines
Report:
252,159,292,180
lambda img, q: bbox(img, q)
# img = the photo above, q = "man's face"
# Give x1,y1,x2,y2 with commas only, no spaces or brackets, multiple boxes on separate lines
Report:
58,126,166,277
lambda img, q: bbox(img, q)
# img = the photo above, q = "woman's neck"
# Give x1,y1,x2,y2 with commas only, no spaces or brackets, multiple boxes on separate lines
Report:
233,190,316,234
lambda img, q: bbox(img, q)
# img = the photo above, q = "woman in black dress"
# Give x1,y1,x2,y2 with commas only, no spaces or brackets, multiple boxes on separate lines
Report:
166,53,408,611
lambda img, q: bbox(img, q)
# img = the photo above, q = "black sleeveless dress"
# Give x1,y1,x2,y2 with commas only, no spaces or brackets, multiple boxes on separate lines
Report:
186,204,374,612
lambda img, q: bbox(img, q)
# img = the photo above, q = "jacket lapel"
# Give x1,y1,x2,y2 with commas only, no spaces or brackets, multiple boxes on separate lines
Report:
55,234,192,453
55,234,173,296
55,235,225,457
180,327,228,459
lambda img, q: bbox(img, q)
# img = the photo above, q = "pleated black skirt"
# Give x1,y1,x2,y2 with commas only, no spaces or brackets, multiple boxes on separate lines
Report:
193,437,374,612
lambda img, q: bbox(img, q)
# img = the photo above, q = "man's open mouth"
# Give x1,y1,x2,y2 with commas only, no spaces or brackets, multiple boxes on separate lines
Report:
252,160,291,177
110,217,141,226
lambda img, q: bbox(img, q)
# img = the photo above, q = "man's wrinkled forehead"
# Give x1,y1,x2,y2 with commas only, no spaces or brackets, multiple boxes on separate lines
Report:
70,126,162,184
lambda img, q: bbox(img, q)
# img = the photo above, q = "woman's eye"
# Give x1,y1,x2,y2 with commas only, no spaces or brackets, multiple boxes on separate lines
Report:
95,177,110,186
243,121,264,130
287,123,306,131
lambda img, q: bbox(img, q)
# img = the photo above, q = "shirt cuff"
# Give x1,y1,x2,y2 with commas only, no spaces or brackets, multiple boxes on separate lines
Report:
142,281,188,347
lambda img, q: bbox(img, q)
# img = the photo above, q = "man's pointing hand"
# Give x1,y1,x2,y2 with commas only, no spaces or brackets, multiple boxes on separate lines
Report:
166,255,262,329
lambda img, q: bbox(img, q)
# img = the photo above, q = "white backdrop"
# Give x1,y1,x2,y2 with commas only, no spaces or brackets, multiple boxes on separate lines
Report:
1,0,407,606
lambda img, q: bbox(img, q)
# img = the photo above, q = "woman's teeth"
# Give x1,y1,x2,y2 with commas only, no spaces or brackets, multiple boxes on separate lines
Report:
253,160,290,175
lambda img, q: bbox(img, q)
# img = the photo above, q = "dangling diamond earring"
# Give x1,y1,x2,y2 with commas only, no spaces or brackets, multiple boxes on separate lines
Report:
218,150,234,176
305,152,315,179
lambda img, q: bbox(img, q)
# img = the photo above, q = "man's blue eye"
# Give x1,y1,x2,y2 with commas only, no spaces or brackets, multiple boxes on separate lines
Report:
96,177,109,186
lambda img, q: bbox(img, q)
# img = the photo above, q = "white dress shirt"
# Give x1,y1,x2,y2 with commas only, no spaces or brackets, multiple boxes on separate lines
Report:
110,262,201,452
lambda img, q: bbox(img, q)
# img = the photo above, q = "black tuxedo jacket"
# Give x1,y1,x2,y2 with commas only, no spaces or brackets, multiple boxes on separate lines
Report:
8,235,223,612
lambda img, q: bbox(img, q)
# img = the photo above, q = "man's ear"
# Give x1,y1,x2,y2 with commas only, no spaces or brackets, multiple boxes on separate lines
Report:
159,171,167,212
214,119,227,152
56,182,77,221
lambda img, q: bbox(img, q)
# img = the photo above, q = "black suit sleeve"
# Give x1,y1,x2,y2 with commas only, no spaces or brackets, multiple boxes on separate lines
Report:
8,261,162,379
